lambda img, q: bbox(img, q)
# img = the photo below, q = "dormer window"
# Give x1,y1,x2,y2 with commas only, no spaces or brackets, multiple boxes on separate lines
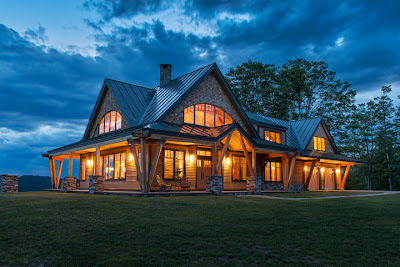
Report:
265,130,281,144
183,104,234,127
313,137,326,151
99,111,122,135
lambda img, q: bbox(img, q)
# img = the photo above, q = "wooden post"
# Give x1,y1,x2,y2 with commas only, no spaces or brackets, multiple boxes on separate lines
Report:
130,142,142,184
216,132,232,174
94,146,100,175
304,160,317,190
49,157,56,189
56,159,64,189
213,143,218,175
252,147,256,176
68,153,73,177
239,134,254,177
339,165,351,190
286,156,296,191
147,139,166,190
140,137,147,193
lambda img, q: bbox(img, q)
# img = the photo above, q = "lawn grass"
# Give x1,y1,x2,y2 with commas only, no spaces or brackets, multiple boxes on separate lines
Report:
0,192,399,266
267,191,384,198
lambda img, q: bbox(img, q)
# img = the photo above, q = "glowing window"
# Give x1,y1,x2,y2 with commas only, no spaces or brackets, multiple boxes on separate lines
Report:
102,152,126,180
313,137,326,151
264,161,282,182
164,149,185,179
232,156,247,181
264,131,282,144
183,104,234,127
98,111,122,135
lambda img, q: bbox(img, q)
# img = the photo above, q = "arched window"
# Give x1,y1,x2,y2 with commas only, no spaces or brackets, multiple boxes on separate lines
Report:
183,104,234,127
99,111,122,135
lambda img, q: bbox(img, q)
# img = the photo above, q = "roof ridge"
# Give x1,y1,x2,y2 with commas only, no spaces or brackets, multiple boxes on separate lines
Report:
154,62,215,89
290,116,322,123
246,111,289,123
105,77,154,90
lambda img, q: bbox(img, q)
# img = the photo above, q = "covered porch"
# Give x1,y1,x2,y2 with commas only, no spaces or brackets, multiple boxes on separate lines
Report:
43,123,301,194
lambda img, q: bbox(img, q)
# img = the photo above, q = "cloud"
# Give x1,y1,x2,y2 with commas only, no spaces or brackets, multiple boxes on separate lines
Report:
24,25,48,43
1,0,400,175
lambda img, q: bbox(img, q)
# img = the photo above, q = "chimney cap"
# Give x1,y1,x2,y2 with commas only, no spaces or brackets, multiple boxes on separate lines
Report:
160,64,172,69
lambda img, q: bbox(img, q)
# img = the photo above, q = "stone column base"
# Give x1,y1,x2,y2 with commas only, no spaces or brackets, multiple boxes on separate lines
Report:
290,184,304,192
89,175,105,193
63,176,77,192
247,176,261,193
206,175,223,195
0,175,18,193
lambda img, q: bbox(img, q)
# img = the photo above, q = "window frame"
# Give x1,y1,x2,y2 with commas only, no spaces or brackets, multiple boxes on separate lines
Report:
183,104,234,128
264,130,282,144
101,152,127,181
231,155,248,182
313,136,326,152
98,111,123,136
264,159,283,183
163,149,186,180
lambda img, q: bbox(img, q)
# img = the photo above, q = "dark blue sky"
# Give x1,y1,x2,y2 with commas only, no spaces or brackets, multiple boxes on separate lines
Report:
0,0,399,176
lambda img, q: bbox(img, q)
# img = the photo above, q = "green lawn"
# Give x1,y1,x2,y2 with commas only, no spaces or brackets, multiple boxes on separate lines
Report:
0,192,399,266
267,191,384,198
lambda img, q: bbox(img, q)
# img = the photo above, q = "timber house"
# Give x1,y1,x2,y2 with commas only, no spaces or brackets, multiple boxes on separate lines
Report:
42,63,362,194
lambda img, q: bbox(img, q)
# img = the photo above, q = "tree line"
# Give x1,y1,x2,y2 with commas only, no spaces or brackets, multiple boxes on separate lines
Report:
225,59,399,190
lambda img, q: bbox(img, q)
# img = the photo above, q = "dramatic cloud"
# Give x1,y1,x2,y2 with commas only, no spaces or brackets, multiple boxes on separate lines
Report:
0,0,399,175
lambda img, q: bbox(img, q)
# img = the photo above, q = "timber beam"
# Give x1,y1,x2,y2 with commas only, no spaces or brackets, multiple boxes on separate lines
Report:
147,139,166,189
239,133,255,177
216,132,232,174
304,160,319,190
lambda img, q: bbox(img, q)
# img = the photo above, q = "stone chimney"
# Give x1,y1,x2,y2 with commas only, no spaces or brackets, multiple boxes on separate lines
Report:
160,64,172,85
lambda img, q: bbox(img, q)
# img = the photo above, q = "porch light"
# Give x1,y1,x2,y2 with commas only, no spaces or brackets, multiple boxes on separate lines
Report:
321,167,325,173
87,159,93,167
225,157,231,166
304,166,308,172
336,168,340,174
129,153,133,162
189,154,194,163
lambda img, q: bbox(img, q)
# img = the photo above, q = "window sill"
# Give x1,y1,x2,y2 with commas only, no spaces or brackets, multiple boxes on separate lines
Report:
232,180,247,182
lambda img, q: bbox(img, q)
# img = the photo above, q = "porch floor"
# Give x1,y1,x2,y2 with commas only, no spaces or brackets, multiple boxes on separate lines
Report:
45,189,287,197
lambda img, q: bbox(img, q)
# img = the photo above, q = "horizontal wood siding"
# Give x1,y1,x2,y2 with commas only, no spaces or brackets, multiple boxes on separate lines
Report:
223,151,246,191
292,160,304,185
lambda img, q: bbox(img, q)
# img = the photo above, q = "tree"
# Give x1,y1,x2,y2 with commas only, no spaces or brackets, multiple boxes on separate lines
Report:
225,60,291,119
373,86,396,191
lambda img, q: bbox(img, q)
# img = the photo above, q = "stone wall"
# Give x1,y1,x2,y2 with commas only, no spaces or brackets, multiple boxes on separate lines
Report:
63,176,77,192
89,175,105,193
261,182,284,191
0,175,18,193
164,72,254,135
246,176,261,193
206,175,222,195
86,88,130,139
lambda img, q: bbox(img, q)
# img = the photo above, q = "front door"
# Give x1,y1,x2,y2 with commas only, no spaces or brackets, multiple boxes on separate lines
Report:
196,149,212,190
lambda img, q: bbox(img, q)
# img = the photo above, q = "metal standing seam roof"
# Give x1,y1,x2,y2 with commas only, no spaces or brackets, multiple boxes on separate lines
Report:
290,117,322,149
82,78,155,140
105,78,155,127
139,63,216,124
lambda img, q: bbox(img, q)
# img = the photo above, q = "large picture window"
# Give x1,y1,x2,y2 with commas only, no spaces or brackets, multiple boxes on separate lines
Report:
101,152,126,180
265,130,281,144
183,104,234,127
164,149,185,179
313,137,326,151
99,111,122,135
232,156,247,181
265,161,282,182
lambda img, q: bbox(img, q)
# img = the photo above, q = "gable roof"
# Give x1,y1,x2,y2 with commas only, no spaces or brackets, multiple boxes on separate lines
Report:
82,78,155,140
290,117,322,149
247,112,341,153
139,63,258,136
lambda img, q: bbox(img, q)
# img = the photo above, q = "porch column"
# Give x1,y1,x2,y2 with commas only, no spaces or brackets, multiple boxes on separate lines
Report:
94,146,101,175
0,175,18,193
246,176,261,193
140,137,147,193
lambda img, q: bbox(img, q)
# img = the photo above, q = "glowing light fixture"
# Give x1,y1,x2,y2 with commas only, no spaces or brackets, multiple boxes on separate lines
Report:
129,153,133,162
189,154,194,163
304,166,308,172
225,157,231,166
87,159,93,167
336,168,340,174
321,167,325,173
